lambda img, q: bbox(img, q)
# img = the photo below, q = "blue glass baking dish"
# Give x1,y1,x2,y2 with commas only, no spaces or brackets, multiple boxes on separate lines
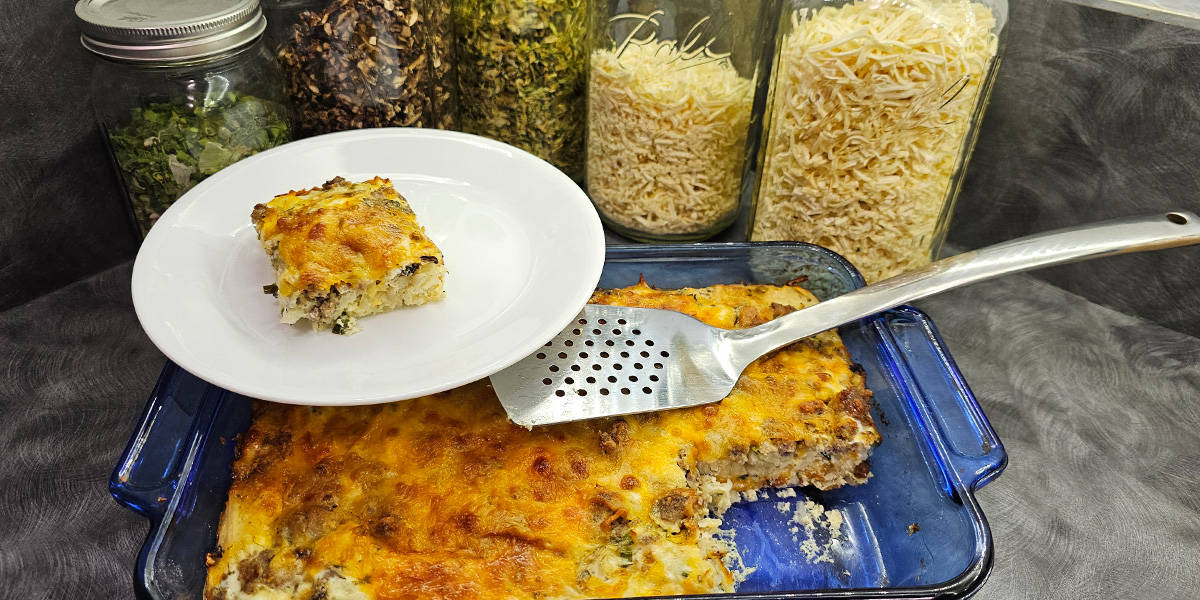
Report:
112,242,1006,600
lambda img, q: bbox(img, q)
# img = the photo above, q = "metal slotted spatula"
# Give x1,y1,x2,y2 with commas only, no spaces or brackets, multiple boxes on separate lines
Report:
491,212,1200,427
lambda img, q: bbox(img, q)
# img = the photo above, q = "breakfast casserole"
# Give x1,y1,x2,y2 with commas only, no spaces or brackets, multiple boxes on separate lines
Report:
204,281,881,600
251,176,446,334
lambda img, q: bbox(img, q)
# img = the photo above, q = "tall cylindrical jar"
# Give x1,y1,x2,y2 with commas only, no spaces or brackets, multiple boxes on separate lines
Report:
751,0,1008,281
453,0,588,182
267,0,457,135
76,0,293,237
587,1,767,242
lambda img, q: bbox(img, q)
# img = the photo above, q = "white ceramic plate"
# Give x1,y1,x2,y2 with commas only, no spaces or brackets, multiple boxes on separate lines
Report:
132,128,604,406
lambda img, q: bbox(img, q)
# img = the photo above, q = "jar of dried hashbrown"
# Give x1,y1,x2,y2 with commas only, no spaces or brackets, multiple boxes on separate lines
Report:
751,0,1008,282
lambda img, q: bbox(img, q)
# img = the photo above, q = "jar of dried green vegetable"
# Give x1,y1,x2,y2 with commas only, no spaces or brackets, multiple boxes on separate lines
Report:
751,0,1008,282
267,0,457,135
587,0,769,242
76,0,293,238
453,0,588,182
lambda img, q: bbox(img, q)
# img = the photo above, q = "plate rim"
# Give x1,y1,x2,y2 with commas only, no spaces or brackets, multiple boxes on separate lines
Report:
130,127,604,406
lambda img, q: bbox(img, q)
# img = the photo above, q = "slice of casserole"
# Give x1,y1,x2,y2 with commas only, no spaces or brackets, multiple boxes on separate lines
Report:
251,176,446,334
205,281,880,600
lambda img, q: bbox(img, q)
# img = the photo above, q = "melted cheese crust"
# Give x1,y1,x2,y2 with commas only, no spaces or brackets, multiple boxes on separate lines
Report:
205,282,880,600
251,177,443,298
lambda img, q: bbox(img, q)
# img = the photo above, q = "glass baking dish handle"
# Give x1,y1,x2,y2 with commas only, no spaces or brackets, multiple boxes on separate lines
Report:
880,308,1008,492
110,362,222,520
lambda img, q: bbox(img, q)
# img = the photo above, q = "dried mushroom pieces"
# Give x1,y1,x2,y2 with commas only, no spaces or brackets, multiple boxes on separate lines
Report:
453,0,588,181
277,0,454,135
107,93,291,235
587,26,754,238
752,0,999,282
422,0,456,129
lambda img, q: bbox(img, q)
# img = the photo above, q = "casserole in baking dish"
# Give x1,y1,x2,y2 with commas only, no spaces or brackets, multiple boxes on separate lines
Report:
204,279,881,599
112,243,1006,600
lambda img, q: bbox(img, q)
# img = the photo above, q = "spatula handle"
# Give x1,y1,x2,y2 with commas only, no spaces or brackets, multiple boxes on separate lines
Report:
727,211,1200,361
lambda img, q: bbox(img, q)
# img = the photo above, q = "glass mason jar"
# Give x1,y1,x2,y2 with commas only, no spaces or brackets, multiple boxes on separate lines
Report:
266,0,457,135
453,0,589,182
76,0,293,238
750,0,1008,281
587,0,769,242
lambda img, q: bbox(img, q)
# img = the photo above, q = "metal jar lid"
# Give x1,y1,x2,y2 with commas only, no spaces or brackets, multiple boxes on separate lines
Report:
75,0,266,63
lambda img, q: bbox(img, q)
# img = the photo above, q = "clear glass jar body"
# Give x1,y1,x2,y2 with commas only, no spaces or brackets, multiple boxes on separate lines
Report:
90,39,293,237
587,0,768,242
267,0,457,135
453,0,588,182
751,0,1008,281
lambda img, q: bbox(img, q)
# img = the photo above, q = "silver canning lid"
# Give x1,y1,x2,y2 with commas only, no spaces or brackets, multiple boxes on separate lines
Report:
75,0,266,62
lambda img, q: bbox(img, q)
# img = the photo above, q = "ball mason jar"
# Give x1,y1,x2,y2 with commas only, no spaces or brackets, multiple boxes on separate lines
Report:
77,0,293,237
750,0,1008,281
587,0,770,242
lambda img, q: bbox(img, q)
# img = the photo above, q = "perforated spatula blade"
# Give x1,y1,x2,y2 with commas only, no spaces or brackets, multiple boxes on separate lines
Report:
490,305,743,426
491,211,1200,427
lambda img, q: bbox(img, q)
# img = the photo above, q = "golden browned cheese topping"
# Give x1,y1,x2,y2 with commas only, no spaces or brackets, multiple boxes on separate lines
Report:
206,281,880,600
251,177,443,297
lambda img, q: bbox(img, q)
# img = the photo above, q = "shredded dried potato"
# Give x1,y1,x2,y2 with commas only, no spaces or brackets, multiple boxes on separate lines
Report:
587,43,754,237
752,0,998,281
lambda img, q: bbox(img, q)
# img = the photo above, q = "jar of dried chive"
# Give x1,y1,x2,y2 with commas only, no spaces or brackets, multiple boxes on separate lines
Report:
453,0,588,182
76,0,293,238
266,0,457,135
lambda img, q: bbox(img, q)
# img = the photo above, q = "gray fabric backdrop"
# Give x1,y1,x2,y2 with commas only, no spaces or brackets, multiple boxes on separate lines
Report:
2,0,1198,334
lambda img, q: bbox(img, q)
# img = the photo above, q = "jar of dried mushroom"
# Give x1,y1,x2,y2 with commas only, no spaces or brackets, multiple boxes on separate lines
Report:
76,0,293,237
751,0,1007,282
270,0,456,134
587,0,767,242
453,0,588,182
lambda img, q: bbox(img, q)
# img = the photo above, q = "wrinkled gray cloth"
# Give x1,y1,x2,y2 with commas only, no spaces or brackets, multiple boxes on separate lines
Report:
1,262,1197,598
916,282,1200,598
